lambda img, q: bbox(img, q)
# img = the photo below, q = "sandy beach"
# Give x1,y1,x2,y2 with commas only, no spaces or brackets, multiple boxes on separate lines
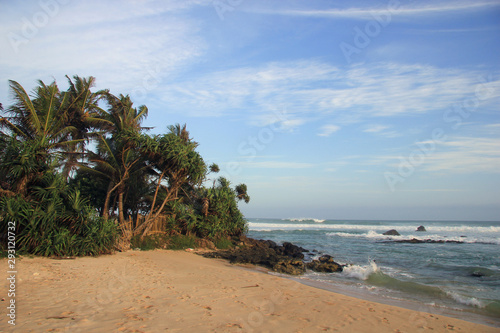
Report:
1,250,498,333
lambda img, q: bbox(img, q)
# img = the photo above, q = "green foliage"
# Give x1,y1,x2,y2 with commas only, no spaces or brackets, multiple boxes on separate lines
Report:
0,175,117,256
130,234,167,251
130,234,197,251
195,177,249,239
214,237,234,249
0,76,251,257
167,234,197,250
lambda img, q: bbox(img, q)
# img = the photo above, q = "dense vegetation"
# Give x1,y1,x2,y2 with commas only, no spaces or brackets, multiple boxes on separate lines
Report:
0,76,249,256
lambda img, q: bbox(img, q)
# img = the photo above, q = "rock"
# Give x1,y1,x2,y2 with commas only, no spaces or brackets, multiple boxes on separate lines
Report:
389,238,464,244
383,229,400,236
306,255,343,273
416,226,426,232
471,271,485,278
203,238,337,276
273,259,306,275
282,242,307,259
195,238,216,250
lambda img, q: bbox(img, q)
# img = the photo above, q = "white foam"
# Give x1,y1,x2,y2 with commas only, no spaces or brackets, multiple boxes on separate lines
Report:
325,231,500,245
284,218,326,223
446,292,485,308
342,261,380,281
250,221,500,234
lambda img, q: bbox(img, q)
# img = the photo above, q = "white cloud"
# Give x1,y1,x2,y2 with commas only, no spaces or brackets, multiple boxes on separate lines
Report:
251,1,500,20
422,137,500,174
155,61,499,127
363,125,389,133
0,0,208,102
378,135,500,175
318,124,341,137
240,161,314,169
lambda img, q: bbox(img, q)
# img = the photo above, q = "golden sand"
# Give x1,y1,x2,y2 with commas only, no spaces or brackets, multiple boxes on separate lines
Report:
1,250,498,332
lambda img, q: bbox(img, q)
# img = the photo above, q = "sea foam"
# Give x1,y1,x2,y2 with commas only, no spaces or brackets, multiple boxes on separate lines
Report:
341,261,380,281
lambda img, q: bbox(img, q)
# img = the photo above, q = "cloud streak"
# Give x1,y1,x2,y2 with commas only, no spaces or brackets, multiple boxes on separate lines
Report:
250,1,500,20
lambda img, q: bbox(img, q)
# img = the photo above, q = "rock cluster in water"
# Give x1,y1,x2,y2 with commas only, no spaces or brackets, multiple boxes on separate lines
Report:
383,229,400,236
203,236,343,276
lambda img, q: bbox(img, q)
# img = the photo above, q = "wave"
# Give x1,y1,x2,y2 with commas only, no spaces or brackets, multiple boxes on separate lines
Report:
283,218,326,223
326,231,500,245
249,222,500,234
342,261,380,280
446,292,485,308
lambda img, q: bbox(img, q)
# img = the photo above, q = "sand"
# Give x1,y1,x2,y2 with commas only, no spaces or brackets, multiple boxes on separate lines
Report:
1,250,498,332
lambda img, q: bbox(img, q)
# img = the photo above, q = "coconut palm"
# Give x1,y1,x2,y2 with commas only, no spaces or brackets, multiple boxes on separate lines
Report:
59,75,109,179
81,93,149,224
0,80,82,196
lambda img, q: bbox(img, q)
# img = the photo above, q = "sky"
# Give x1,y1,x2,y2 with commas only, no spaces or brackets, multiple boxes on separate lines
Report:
1,0,499,221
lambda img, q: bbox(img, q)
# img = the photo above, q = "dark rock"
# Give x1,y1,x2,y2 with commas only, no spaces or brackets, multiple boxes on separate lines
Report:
282,242,307,259
273,259,306,275
416,226,426,232
389,238,464,244
471,271,485,278
203,238,338,276
306,255,343,273
383,229,400,236
195,238,216,250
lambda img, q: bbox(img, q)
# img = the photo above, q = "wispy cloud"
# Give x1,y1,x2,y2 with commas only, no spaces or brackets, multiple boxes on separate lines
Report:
156,61,499,127
377,135,500,174
0,0,208,100
251,1,500,20
318,124,341,137
422,137,500,174
240,161,314,169
363,124,401,138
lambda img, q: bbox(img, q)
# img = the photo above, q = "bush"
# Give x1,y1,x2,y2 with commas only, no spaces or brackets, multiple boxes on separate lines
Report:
0,174,118,256
130,233,197,251
214,237,234,249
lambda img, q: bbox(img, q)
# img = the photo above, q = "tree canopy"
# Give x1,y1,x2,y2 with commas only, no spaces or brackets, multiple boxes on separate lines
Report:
0,76,249,255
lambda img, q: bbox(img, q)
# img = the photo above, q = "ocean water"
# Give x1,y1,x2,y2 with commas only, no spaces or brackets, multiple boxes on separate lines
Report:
247,218,500,327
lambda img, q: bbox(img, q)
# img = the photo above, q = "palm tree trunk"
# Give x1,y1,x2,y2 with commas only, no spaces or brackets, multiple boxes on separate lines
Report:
103,181,114,220
118,186,125,225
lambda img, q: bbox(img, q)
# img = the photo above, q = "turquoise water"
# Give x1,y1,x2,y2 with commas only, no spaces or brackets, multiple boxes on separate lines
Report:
247,218,500,326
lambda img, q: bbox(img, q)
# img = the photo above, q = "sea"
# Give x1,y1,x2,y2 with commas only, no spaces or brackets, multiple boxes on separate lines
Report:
246,218,500,327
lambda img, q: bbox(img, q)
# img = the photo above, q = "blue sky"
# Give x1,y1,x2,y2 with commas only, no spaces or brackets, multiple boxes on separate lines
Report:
1,0,499,221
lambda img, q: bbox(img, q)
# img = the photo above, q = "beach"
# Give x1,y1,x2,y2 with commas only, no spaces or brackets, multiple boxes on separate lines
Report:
1,250,498,333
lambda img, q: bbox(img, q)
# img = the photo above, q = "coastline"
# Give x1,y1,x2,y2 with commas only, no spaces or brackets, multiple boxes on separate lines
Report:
1,250,498,332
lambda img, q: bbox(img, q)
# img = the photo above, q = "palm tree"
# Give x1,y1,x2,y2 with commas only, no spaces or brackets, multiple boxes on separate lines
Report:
82,93,148,224
0,80,82,196
59,75,109,179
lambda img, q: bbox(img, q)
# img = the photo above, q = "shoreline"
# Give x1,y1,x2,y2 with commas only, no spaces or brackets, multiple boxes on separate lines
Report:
229,253,500,329
286,272,500,329
1,250,499,332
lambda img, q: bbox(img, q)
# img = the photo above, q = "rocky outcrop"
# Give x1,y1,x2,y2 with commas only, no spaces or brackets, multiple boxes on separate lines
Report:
195,238,216,250
203,237,308,275
203,236,342,276
416,226,426,232
306,255,343,273
389,238,463,244
273,259,306,275
383,229,400,236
